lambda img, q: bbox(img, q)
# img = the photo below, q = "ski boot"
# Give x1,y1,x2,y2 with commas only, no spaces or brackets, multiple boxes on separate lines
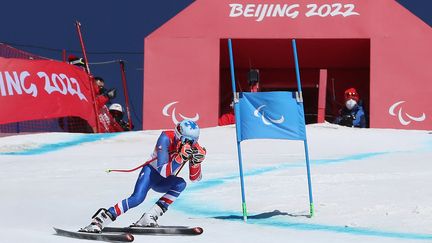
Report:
133,203,166,227
80,208,115,233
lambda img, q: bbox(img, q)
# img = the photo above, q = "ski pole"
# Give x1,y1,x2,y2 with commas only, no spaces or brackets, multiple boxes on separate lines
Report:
174,160,188,176
106,149,178,173
106,157,157,173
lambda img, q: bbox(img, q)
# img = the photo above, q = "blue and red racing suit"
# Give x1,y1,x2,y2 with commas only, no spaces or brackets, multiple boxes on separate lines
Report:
107,130,203,218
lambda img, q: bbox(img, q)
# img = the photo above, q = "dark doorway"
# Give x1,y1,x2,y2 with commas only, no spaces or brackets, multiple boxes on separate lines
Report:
219,39,370,125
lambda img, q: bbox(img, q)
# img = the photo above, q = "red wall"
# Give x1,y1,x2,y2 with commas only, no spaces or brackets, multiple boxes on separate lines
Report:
144,0,432,130
144,37,220,129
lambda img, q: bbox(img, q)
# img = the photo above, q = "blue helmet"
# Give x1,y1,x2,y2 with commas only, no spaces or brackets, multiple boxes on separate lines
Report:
175,120,200,144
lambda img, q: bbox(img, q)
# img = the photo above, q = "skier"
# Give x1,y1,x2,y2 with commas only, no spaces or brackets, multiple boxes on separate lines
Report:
81,120,206,233
334,88,366,128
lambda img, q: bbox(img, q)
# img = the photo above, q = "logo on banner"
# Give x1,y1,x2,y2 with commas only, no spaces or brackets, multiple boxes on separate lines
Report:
0,70,88,101
162,101,199,125
388,101,426,126
253,105,285,125
229,3,359,22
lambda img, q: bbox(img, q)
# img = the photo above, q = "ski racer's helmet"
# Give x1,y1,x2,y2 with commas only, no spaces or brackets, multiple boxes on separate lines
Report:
175,120,200,145
109,103,123,113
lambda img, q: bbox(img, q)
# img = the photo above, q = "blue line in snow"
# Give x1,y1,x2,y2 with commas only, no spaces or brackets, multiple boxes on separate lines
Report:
187,152,389,191
174,197,432,241
175,199,432,241
0,133,119,155
177,150,432,240
314,151,389,164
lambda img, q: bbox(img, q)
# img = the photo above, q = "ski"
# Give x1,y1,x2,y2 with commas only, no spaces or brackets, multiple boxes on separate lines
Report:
103,225,204,235
53,227,134,242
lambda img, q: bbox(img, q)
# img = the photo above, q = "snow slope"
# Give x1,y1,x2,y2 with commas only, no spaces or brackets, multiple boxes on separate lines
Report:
0,123,431,243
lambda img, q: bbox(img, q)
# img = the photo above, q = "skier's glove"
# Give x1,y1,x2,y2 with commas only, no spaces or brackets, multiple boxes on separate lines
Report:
190,144,206,165
178,143,194,163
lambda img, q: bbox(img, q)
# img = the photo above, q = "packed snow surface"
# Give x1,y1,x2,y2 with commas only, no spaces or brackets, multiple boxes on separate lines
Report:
0,123,431,243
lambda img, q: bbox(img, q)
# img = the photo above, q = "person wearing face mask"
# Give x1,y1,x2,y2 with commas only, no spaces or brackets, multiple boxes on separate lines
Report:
334,88,366,128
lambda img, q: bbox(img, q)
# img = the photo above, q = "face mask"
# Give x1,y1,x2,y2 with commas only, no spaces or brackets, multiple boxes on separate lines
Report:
345,99,357,110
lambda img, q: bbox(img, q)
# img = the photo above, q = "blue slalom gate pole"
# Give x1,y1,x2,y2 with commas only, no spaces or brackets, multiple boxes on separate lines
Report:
228,39,248,222
292,39,315,217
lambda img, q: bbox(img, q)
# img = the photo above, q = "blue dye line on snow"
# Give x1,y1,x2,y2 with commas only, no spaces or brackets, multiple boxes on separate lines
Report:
188,151,390,191
178,150,432,240
174,197,432,241
314,151,389,165
175,196,432,241
0,133,119,155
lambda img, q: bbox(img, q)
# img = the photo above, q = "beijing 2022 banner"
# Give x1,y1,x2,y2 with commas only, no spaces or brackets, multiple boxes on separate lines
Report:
0,57,96,128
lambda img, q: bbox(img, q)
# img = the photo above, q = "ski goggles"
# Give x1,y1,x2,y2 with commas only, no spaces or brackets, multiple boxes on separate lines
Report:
180,136,197,145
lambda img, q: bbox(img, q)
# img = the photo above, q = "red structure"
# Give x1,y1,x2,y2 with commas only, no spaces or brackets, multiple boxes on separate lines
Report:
143,0,431,130
0,43,129,134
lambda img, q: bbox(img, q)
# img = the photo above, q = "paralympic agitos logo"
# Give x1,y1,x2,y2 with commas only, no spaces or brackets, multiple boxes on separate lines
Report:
254,105,285,125
162,101,200,125
388,101,426,126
